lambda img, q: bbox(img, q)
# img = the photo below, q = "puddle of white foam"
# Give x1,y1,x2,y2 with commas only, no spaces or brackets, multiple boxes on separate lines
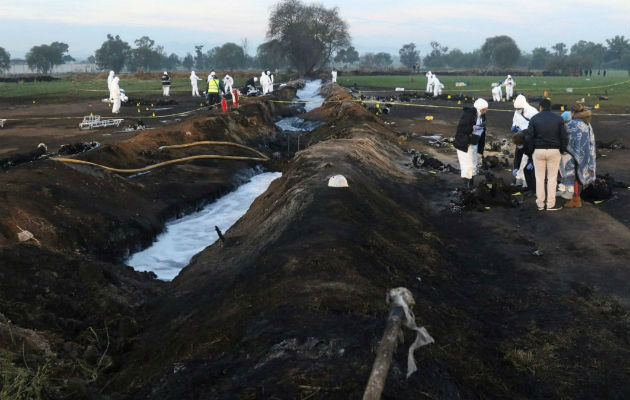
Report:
126,171,281,280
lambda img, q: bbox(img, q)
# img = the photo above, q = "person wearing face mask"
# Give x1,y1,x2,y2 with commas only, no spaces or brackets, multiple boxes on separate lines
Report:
454,98,488,188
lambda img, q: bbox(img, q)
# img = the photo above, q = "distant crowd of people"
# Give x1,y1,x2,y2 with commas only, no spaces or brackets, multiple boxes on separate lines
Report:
106,69,279,114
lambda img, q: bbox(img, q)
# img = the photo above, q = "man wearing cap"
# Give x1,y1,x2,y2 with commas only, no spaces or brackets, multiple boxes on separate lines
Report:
525,98,568,211
454,98,488,188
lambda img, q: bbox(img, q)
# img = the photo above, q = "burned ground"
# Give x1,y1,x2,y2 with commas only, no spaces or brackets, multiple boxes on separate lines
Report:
0,81,628,399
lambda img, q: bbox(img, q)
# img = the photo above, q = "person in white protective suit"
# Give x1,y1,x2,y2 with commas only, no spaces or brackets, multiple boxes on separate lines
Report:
331,68,338,83
111,77,122,114
260,71,270,94
511,94,539,188
223,74,234,95
425,71,433,93
503,74,515,101
107,71,115,101
491,82,503,102
432,74,442,97
190,71,202,97
266,70,274,93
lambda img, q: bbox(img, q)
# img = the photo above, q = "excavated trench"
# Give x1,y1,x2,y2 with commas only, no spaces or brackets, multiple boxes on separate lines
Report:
1,81,628,399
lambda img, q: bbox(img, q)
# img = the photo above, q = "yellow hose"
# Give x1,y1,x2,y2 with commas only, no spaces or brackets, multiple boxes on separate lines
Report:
53,154,268,174
159,141,269,160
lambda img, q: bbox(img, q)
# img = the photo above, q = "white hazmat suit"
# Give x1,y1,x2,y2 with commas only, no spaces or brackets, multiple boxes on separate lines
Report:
331,69,337,83
111,77,121,114
425,71,433,93
512,94,539,187
260,71,271,95
190,71,202,97
432,75,442,97
223,74,234,95
107,71,115,101
266,70,274,93
491,85,503,102
503,75,515,100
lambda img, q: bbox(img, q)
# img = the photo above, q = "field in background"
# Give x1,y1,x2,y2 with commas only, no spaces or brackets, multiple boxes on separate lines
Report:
338,71,630,110
0,72,291,102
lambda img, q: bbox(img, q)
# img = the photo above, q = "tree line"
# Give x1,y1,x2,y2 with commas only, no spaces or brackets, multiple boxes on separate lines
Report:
0,0,628,76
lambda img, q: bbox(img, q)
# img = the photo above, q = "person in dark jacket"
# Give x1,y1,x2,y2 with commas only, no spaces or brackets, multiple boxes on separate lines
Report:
525,98,569,211
161,71,171,96
454,98,488,187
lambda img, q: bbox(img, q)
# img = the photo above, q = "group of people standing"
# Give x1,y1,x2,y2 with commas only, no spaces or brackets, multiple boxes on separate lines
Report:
425,71,443,97
491,74,516,102
455,92,596,211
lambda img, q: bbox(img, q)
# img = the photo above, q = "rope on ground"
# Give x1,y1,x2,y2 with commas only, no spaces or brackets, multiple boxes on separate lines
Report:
363,287,434,400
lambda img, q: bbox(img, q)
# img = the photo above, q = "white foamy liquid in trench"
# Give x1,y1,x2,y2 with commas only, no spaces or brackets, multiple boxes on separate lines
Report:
127,172,281,280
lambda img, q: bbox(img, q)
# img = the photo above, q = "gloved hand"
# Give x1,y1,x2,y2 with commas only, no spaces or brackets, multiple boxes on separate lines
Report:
511,126,519,133
525,163,534,171
512,168,518,177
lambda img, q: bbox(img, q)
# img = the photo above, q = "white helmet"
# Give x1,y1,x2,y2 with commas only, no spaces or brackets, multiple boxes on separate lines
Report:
507,74,512,79
163,71,168,75
210,71,216,77
266,70,271,75
254,77,258,82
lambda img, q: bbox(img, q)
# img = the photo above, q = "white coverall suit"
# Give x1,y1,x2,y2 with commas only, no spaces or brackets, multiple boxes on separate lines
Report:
432,75,442,97
504,75,515,101
260,72,270,95
511,94,539,187
190,71,202,97
111,77,121,114
267,71,274,93
491,85,503,102
107,71,115,101
331,69,337,83
223,74,234,95
425,71,433,93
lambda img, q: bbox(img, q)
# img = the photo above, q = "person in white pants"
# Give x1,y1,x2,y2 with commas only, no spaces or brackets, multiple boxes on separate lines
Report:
432,75,442,97
107,71,115,101
223,74,234,95
491,84,502,102
161,71,171,96
190,71,202,97
331,68,338,83
266,70,274,93
425,71,433,93
111,77,121,114
503,74,515,100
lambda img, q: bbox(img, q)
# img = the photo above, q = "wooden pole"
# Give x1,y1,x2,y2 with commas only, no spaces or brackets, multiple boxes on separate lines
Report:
362,306,404,400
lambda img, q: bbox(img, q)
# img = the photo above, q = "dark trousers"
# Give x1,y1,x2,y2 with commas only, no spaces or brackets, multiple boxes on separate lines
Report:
524,166,536,191
207,93,221,106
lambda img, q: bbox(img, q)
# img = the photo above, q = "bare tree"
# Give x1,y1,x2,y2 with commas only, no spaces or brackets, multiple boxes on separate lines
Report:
267,0,350,76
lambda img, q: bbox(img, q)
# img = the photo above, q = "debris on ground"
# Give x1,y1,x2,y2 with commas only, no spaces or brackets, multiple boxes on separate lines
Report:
454,174,521,211
1,143,48,169
58,141,100,156
597,139,625,150
406,149,456,173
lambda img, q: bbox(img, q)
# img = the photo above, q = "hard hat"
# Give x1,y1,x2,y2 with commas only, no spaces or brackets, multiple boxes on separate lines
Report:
328,175,349,188
164,71,168,75
507,74,512,78
210,71,216,77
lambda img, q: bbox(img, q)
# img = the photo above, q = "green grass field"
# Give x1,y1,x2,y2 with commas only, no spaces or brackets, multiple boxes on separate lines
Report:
338,71,630,110
1,71,628,110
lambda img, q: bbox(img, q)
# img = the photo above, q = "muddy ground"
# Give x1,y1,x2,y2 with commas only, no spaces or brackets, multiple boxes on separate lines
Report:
0,82,628,399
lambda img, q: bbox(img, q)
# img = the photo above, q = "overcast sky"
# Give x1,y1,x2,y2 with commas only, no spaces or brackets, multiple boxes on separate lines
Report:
1,0,628,60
